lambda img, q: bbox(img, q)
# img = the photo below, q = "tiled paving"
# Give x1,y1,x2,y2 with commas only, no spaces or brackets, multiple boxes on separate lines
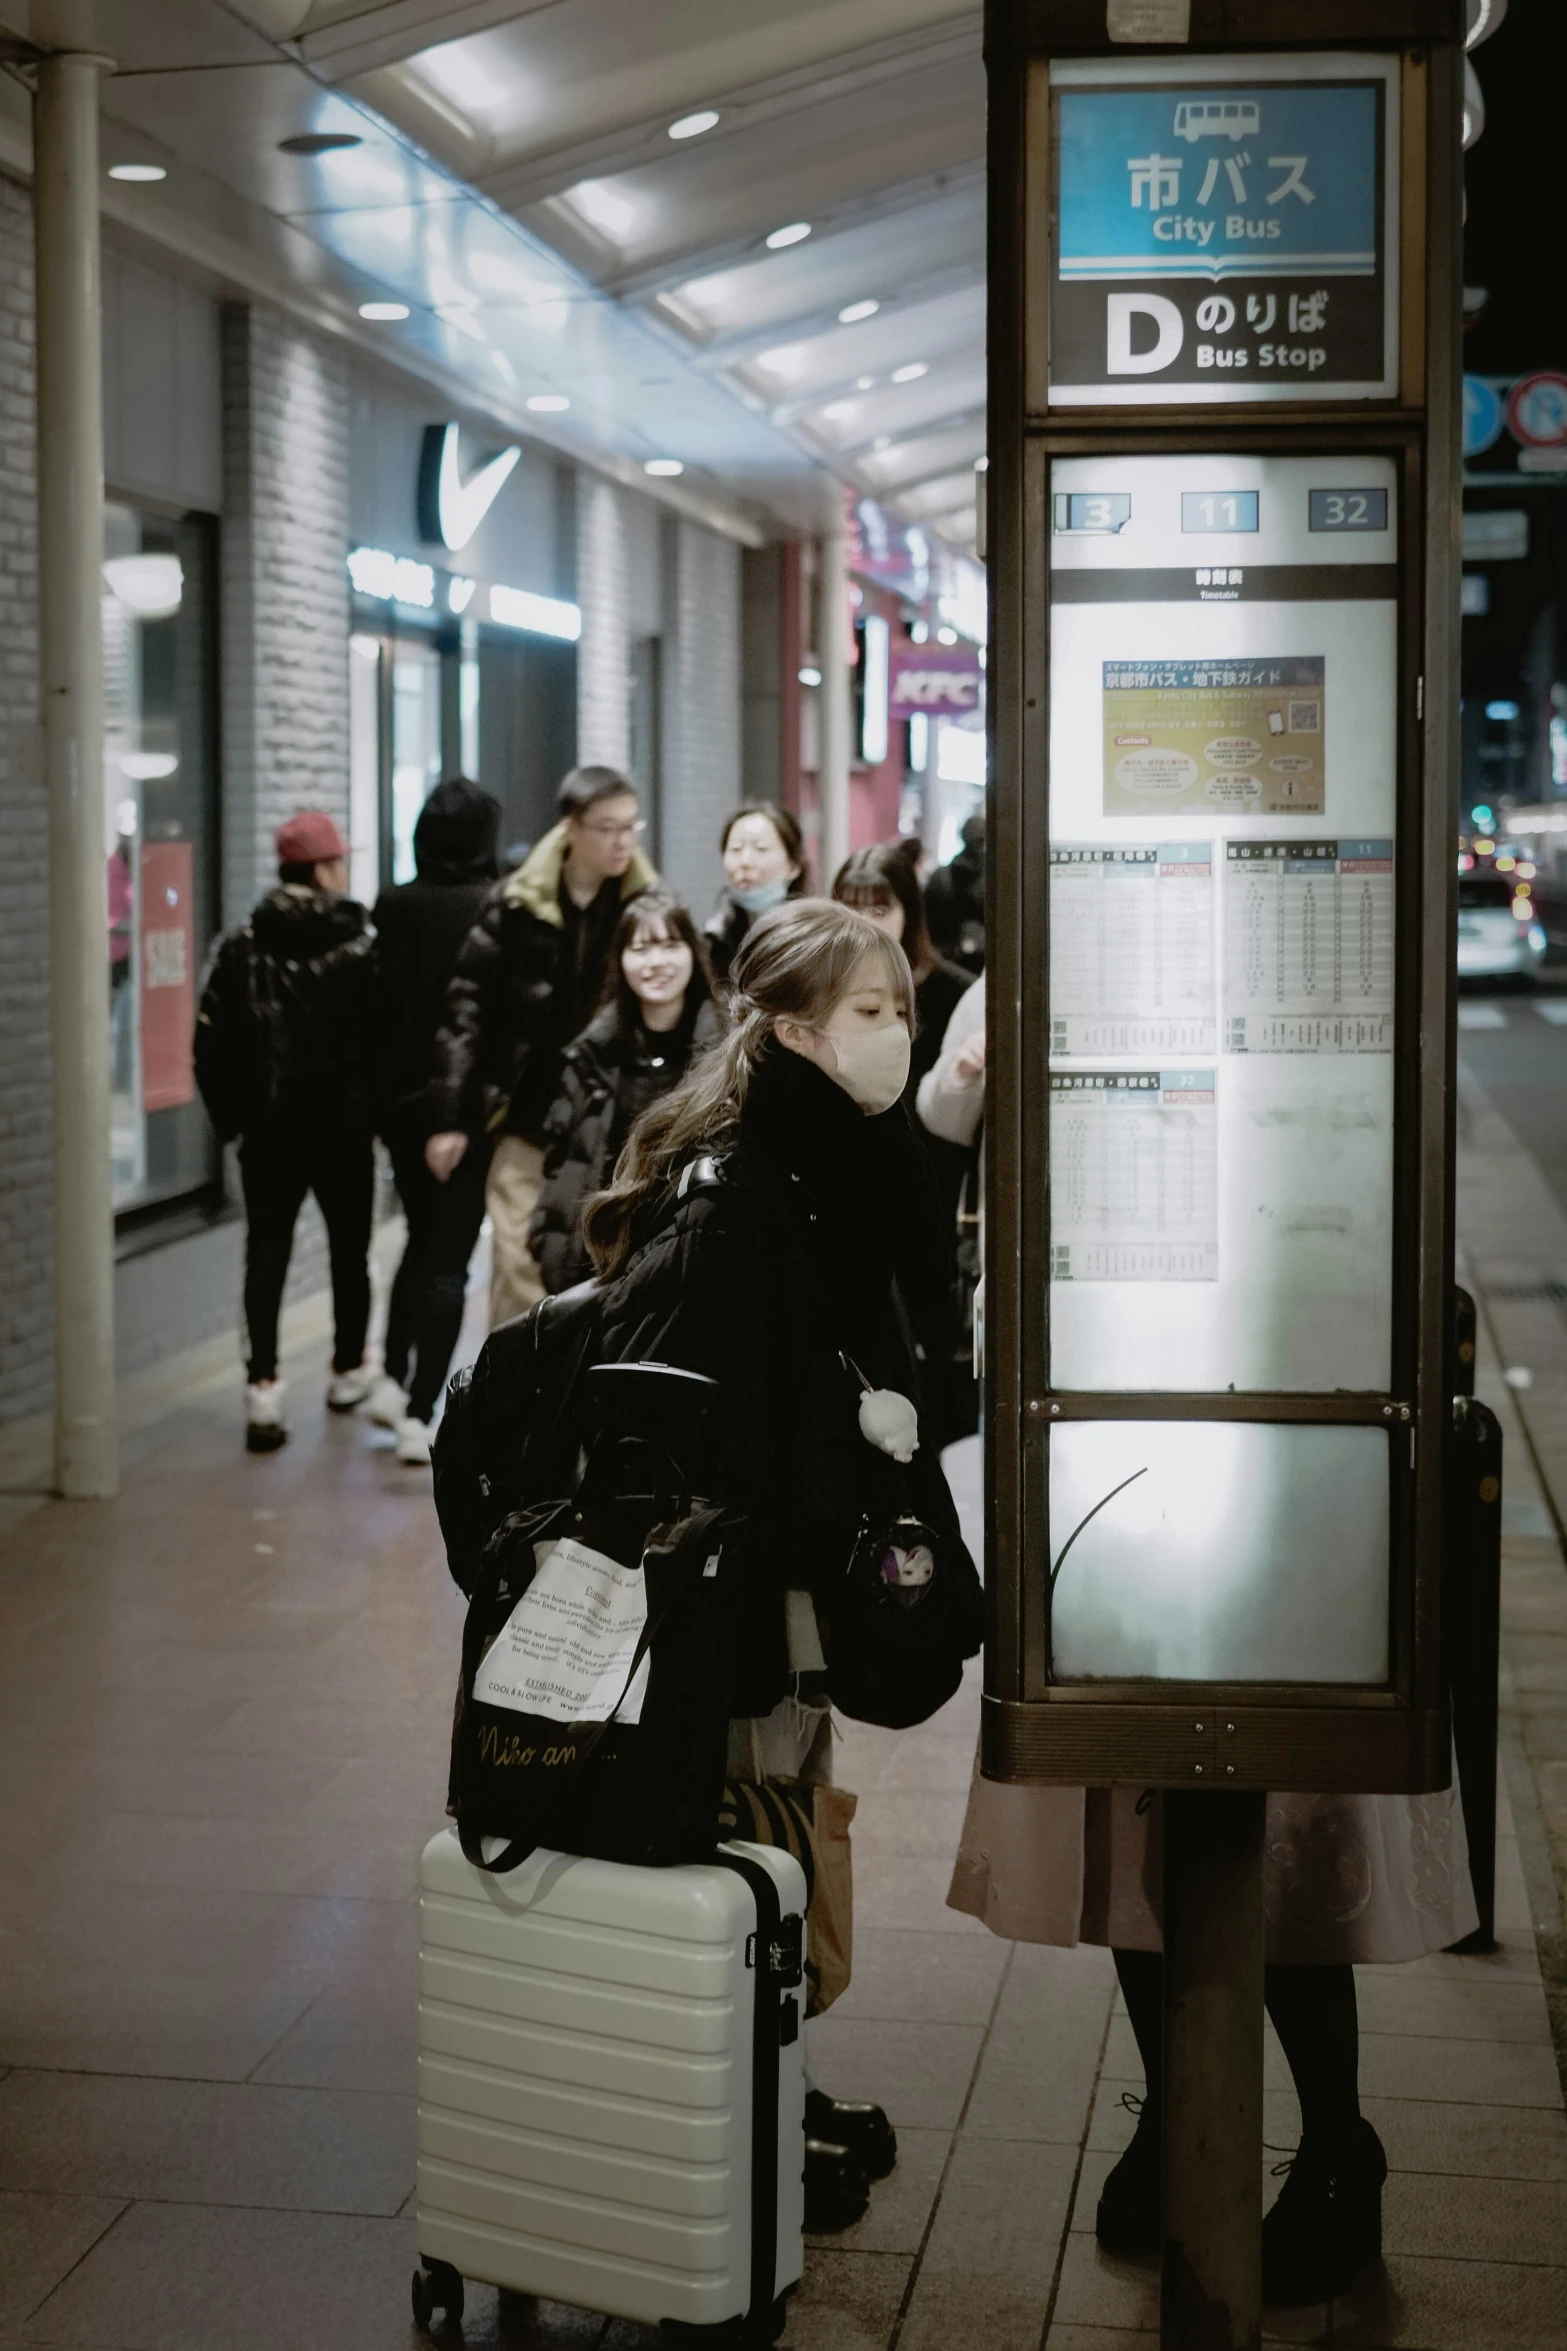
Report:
0,1164,1564,2346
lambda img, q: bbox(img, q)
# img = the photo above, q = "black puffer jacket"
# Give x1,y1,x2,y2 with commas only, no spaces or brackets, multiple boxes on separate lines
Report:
431,823,657,1144
194,887,374,1142
372,779,500,1132
589,1048,964,1706
530,995,727,1294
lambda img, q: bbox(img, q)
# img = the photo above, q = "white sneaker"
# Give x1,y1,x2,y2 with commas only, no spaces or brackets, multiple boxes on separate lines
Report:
246,1379,288,1453
326,1365,374,1413
395,1415,432,1466
366,1372,408,1429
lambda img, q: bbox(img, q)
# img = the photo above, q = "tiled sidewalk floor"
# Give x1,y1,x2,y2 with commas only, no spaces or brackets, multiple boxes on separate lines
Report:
0,1209,1564,2346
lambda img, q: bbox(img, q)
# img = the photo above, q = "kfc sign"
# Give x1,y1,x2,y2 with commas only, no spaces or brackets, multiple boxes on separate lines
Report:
889,643,983,715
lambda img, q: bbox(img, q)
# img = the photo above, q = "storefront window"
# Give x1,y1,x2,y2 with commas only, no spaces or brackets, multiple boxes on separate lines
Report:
391,639,442,882
102,501,219,1215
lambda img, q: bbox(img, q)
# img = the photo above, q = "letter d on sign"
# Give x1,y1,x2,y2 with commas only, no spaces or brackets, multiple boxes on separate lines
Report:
1106,292,1184,376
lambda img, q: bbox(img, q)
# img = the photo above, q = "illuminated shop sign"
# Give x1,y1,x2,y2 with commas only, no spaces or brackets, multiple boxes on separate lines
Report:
418,423,522,552
348,546,582,641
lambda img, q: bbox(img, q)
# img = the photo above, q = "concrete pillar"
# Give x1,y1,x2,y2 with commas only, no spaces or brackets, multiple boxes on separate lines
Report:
33,39,116,1497
817,527,852,887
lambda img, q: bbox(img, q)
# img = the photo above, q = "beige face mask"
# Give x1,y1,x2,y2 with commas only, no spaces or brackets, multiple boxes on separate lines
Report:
821,1020,912,1115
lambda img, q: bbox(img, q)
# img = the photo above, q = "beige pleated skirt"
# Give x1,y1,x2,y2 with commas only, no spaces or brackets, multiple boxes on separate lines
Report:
947,1769,1478,1965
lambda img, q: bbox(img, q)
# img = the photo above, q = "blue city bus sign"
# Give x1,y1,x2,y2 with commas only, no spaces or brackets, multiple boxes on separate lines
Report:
1049,58,1400,405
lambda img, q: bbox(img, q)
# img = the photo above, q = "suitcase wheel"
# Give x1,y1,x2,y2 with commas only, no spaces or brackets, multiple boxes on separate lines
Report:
411,2261,465,2332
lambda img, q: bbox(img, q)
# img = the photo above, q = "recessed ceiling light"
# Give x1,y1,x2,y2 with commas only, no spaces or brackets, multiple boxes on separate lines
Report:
668,109,720,140
527,394,571,412
855,375,876,391
359,301,409,321
108,163,166,183
766,222,812,250
936,626,959,645
798,665,822,687
279,132,362,156
891,361,928,384
644,458,684,477
838,299,880,325
873,435,892,452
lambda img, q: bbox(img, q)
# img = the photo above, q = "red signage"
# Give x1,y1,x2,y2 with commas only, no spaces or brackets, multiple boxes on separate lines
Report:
888,642,983,716
1506,371,1567,450
139,839,196,1112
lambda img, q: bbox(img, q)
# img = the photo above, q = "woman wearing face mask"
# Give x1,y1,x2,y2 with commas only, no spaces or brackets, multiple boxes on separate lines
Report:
703,802,806,982
584,898,965,2232
832,844,972,1101
529,893,724,1294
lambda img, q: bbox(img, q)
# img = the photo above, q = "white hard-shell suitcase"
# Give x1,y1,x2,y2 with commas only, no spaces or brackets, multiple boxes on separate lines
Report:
412,1830,807,2343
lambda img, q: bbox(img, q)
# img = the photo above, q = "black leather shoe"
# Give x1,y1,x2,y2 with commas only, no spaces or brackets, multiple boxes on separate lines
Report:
1262,2118,1387,2306
1095,2094,1161,2258
803,2136,870,2233
804,2090,897,2181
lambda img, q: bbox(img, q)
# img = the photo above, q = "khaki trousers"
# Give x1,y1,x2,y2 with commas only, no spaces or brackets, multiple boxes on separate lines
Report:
486,1135,547,1326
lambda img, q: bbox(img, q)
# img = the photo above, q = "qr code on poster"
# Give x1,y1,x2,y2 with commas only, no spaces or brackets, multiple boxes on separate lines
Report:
1288,699,1321,732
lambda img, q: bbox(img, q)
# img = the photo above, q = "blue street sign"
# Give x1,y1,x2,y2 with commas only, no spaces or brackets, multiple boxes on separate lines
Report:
1463,376,1505,460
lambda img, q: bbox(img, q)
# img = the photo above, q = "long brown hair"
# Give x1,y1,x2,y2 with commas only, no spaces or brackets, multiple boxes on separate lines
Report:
583,897,913,1277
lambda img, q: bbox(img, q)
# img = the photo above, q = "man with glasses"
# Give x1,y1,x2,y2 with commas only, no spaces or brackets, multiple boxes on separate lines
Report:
429,766,656,1322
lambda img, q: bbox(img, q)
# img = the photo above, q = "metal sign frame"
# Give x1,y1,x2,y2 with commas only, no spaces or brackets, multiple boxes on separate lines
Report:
983,2,1464,1796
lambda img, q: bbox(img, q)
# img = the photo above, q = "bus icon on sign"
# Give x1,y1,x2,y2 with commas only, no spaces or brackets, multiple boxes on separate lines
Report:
1173,99,1260,142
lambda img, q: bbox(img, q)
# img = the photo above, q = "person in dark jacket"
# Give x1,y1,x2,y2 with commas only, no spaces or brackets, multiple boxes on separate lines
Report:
702,802,805,983
194,810,375,1453
833,842,977,1441
427,766,657,1325
529,891,725,1294
368,779,502,1465
924,809,986,975
581,898,971,2227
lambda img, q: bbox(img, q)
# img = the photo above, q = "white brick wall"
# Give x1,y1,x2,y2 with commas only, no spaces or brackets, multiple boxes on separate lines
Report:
575,474,631,773
0,172,50,1423
661,518,742,913
220,303,351,922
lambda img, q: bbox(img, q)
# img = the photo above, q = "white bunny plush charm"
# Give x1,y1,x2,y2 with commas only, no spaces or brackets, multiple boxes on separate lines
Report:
858,1385,920,1463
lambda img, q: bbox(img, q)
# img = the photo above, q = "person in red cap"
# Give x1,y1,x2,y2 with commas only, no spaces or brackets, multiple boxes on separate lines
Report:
194,810,377,1451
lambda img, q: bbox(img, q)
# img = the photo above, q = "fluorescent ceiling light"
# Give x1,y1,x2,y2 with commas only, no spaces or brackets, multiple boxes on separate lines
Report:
359,301,409,321
681,272,737,311
766,222,811,250
108,163,166,183
756,344,808,379
891,361,928,384
644,458,684,477
668,109,720,139
839,300,880,325
820,400,859,422
569,178,637,239
415,40,511,120
489,584,582,641
526,393,570,413
101,554,183,617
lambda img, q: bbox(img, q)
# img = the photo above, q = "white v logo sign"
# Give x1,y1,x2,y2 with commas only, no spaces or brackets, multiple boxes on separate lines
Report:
418,423,521,552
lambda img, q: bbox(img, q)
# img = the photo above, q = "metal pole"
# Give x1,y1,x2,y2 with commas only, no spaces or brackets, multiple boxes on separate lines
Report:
34,43,117,1498
817,527,851,887
1161,1789,1266,2351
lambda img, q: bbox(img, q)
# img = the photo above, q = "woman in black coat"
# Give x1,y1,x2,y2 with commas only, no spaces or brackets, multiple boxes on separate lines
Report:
529,892,724,1294
370,777,502,1461
583,897,975,2215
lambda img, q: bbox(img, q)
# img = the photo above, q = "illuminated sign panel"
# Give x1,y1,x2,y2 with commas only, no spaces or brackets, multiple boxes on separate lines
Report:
1049,56,1400,405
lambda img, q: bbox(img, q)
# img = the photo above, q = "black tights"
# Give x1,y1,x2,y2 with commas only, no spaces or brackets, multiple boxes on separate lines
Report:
1114,1949,1361,2149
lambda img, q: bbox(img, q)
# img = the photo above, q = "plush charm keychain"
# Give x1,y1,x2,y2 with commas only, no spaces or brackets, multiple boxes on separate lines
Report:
841,1353,921,1462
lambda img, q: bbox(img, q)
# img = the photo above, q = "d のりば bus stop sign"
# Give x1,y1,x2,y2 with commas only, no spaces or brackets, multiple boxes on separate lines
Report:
1050,59,1399,403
